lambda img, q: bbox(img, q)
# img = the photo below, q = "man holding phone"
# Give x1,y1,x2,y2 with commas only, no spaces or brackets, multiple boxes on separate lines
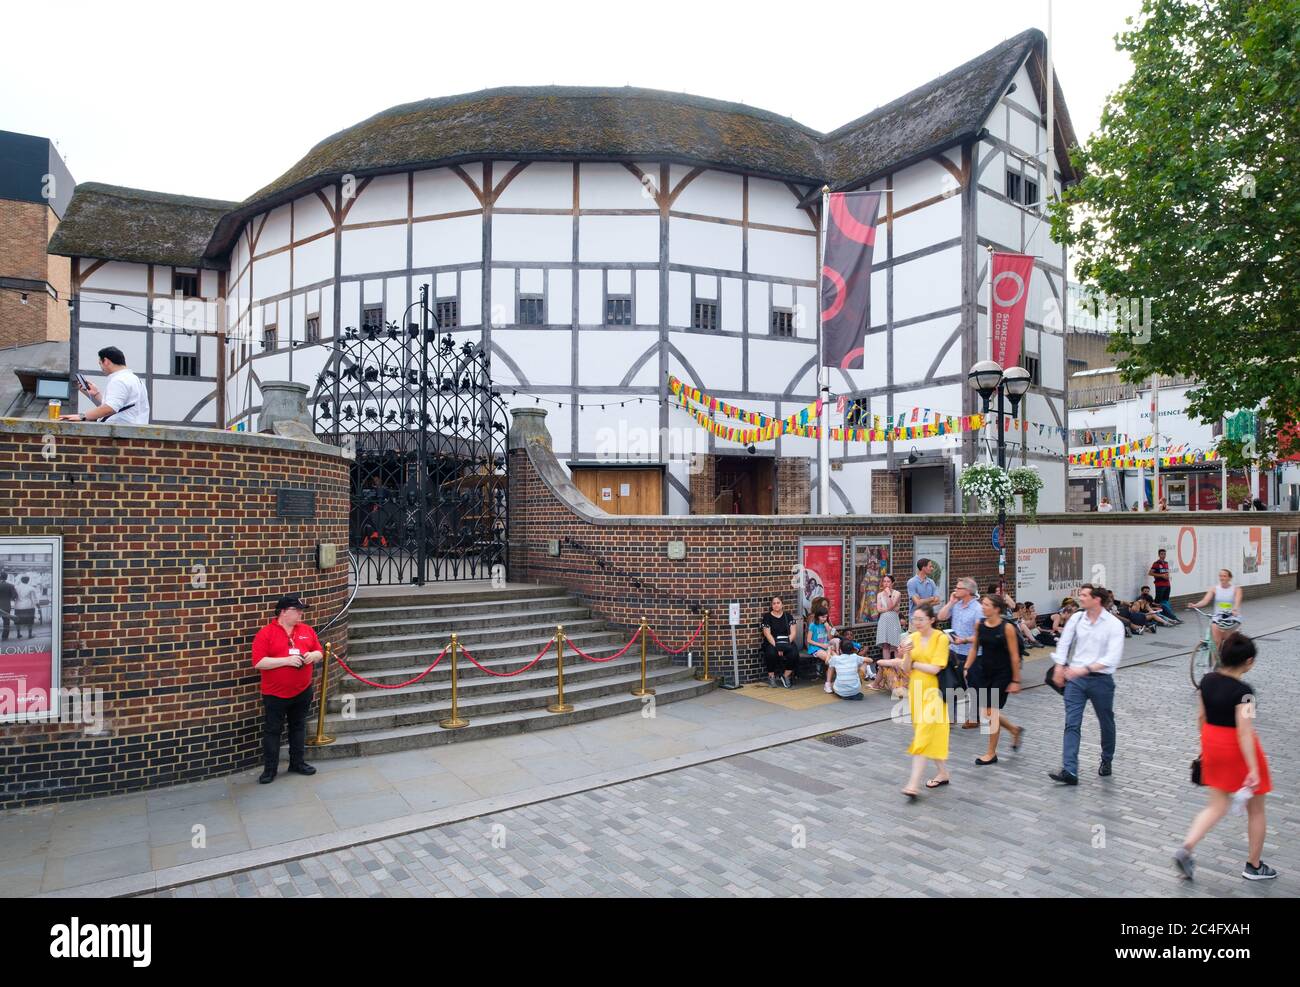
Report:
60,346,151,424
251,594,324,784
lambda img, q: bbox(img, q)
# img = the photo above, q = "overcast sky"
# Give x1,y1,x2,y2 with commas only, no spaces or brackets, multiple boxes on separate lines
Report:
3,0,1140,202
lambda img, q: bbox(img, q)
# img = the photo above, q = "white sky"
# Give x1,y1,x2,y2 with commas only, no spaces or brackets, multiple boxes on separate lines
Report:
3,0,1139,202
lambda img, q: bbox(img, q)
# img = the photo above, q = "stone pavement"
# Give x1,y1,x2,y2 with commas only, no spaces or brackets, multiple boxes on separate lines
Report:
153,621,1300,898
4,591,1298,897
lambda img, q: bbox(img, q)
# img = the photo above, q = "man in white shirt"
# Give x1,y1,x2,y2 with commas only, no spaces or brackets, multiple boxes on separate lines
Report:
60,346,151,425
1048,583,1125,786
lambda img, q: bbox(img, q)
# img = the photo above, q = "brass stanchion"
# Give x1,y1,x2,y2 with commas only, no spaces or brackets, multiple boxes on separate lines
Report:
696,609,716,683
439,633,469,729
547,625,574,713
631,617,654,697
307,642,336,746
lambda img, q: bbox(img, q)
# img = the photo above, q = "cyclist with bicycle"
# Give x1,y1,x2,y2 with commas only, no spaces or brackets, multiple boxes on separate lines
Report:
1187,569,1243,652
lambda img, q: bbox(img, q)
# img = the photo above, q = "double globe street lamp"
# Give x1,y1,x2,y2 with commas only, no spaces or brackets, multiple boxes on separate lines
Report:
967,359,1032,574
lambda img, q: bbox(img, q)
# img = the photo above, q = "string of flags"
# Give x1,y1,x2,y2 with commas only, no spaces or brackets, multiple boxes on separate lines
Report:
668,376,822,434
1067,435,1156,466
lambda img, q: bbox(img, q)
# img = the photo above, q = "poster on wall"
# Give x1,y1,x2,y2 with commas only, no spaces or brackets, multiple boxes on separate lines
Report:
1015,524,1271,605
912,536,949,605
799,539,845,626
1290,533,1299,575
0,536,62,722
851,538,893,623
1279,533,1291,576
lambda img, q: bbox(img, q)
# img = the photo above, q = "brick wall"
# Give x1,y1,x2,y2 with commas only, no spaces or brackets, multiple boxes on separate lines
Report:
0,421,350,809
688,453,715,514
507,409,1300,683
871,470,900,513
776,456,810,514
0,199,69,348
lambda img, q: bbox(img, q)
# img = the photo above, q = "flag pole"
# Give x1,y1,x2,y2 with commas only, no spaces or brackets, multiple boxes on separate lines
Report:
818,185,831,516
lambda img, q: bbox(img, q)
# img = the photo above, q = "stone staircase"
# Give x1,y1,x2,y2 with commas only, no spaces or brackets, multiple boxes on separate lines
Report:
310,584,717,758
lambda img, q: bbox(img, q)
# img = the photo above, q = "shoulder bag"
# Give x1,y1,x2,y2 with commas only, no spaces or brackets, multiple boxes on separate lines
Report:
1045,612,1083,694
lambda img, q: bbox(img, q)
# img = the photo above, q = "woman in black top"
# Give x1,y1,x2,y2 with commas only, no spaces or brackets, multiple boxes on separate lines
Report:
1173,632,1276,881
963,593,1023,765
759,596,797,688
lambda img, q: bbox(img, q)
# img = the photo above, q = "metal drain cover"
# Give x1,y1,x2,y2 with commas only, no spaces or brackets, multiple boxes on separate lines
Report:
818,732,867,748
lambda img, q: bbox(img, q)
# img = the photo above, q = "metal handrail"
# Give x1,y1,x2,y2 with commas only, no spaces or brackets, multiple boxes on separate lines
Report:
319,548,361,632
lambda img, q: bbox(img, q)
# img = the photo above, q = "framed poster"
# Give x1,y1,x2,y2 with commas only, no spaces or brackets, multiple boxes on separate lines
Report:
1291,533,1299,575
1167,479,1188,509
1279,533,1291,576
851,538,893,623
912,535,949,604
798,538,845,626
0,536,62,722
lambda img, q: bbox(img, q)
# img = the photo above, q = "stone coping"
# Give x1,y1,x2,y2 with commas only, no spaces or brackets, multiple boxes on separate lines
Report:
0,417,351,462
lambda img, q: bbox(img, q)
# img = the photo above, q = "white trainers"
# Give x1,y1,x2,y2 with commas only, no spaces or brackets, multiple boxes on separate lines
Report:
823,681,833,694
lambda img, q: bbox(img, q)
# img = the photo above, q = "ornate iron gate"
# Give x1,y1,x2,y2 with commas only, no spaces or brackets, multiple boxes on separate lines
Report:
313,287,508,585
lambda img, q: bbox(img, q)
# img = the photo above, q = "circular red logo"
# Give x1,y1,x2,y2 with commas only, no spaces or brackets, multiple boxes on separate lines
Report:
1177,526,1197,573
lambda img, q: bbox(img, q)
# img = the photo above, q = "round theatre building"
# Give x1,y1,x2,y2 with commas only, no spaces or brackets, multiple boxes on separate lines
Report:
49,27,1078,520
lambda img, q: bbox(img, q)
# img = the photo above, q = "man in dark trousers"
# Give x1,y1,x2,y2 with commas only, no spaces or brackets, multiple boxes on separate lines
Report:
251,594,324,784
0,572,14,641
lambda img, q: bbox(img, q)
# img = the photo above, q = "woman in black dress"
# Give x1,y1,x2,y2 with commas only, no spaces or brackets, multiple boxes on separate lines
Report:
963,593,1023,764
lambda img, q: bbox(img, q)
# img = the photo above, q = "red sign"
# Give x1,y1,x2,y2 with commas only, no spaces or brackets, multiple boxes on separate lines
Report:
800,541,844,625
990,252,1035,368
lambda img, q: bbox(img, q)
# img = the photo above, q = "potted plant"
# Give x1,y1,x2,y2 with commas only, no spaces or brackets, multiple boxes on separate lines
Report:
1009,465,1045,523
958,462,1014,514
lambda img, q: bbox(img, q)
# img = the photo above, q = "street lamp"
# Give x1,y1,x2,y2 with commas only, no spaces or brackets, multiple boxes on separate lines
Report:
967,361,1032,574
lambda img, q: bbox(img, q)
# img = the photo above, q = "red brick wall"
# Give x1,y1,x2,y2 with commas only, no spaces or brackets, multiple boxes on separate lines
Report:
508,411,1300,681
0,199,68,348
0,422,350,808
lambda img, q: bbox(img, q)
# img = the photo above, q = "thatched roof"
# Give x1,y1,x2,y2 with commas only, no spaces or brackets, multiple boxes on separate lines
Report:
52,29,1077,268
47,183,236,269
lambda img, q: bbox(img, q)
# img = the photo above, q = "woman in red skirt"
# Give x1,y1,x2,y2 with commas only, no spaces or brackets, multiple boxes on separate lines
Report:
1173,632,1276,881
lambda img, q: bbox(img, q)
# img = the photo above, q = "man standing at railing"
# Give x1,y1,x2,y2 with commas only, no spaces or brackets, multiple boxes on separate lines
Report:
252,594,324,784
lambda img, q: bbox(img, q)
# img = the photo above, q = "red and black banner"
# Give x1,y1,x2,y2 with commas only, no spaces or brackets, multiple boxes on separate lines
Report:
820,191,882,369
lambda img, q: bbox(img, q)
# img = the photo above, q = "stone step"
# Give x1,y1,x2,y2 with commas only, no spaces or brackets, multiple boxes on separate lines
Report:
350,603,592,638
329,638,649,685
349,590,574,622
350,584,567,611
307,676,718,758
335,629,631,671
347,617,614,655
323,666,701,732
327,652,676,711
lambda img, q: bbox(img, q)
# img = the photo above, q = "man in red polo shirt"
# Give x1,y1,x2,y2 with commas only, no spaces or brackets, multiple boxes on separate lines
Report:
252,594,324,784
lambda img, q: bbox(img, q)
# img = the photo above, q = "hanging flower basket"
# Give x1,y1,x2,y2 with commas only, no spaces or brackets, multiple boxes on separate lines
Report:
1009,465,1045,523
958,462,1014,514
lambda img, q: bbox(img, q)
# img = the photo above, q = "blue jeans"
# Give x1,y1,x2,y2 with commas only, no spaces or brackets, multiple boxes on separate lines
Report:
1061,673,1116,776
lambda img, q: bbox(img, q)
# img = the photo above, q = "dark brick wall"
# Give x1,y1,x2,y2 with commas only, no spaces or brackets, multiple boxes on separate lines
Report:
508,416,1300,683
0,423,349,809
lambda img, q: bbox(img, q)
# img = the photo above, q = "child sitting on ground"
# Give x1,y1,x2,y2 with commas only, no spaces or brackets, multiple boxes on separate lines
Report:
826,639,869,701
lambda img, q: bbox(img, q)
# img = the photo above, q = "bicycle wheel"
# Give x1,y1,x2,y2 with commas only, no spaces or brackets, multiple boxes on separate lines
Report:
1189,641,1215,688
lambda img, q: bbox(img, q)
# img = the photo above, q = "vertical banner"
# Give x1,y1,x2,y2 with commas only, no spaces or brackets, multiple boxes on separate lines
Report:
912,536,950,602
799,539,845,625
820,191,882,369
0,537,62,722
989,251,1035,369
852,538,892,623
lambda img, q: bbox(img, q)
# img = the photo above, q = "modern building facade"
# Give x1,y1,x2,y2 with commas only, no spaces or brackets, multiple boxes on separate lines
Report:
48,27,1078,515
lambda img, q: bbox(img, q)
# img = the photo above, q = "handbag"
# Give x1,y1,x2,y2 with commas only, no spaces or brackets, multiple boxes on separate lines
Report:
937,631,966,693
1190,756,1203,786
1045,612,1083,694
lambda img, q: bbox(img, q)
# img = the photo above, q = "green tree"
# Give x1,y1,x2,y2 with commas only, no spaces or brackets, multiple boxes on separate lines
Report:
1052,0,1300,466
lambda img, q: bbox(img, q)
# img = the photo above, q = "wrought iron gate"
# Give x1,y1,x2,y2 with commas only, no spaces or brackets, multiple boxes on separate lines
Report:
313,288,508,585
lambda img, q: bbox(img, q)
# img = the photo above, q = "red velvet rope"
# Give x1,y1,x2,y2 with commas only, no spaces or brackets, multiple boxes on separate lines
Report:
460,638,553,677
568,625,642,663
333,645,448,690
646,619,705,655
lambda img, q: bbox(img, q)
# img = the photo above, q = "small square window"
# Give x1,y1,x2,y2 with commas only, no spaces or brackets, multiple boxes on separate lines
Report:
1005,171,1023,204
174,272,200,298
435,298,459,329
305,316,320,343
173,353,199,377
362,305,384,330
1021,352,1041,386
1023,178,1039,206
519,296,544,326
263,325,278,351
605,296,632,326
692,300,718,332
770,309,794,337
844,398,871,427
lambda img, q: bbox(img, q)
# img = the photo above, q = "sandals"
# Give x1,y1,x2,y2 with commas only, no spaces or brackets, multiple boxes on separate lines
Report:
902,789,919,801
925,778,950,789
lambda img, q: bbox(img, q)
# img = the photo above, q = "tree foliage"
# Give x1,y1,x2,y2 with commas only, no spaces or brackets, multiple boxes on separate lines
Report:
1052,0,1300,466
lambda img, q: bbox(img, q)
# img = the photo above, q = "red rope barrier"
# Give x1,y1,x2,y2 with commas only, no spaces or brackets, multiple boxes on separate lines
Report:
568,625,641,663
333,645,449,690
460,638,553,678
646,619,705,655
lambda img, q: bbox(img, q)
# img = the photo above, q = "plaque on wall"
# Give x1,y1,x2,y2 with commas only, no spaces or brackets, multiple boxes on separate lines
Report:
277,488,317,518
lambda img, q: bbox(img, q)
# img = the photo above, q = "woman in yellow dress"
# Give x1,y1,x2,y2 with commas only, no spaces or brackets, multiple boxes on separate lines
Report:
878,603,951,798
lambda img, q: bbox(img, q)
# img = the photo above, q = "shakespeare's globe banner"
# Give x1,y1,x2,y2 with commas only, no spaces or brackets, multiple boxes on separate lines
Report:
820,191,882,369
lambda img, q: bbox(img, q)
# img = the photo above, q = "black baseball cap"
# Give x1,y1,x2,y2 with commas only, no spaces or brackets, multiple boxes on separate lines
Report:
274,594,308,614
